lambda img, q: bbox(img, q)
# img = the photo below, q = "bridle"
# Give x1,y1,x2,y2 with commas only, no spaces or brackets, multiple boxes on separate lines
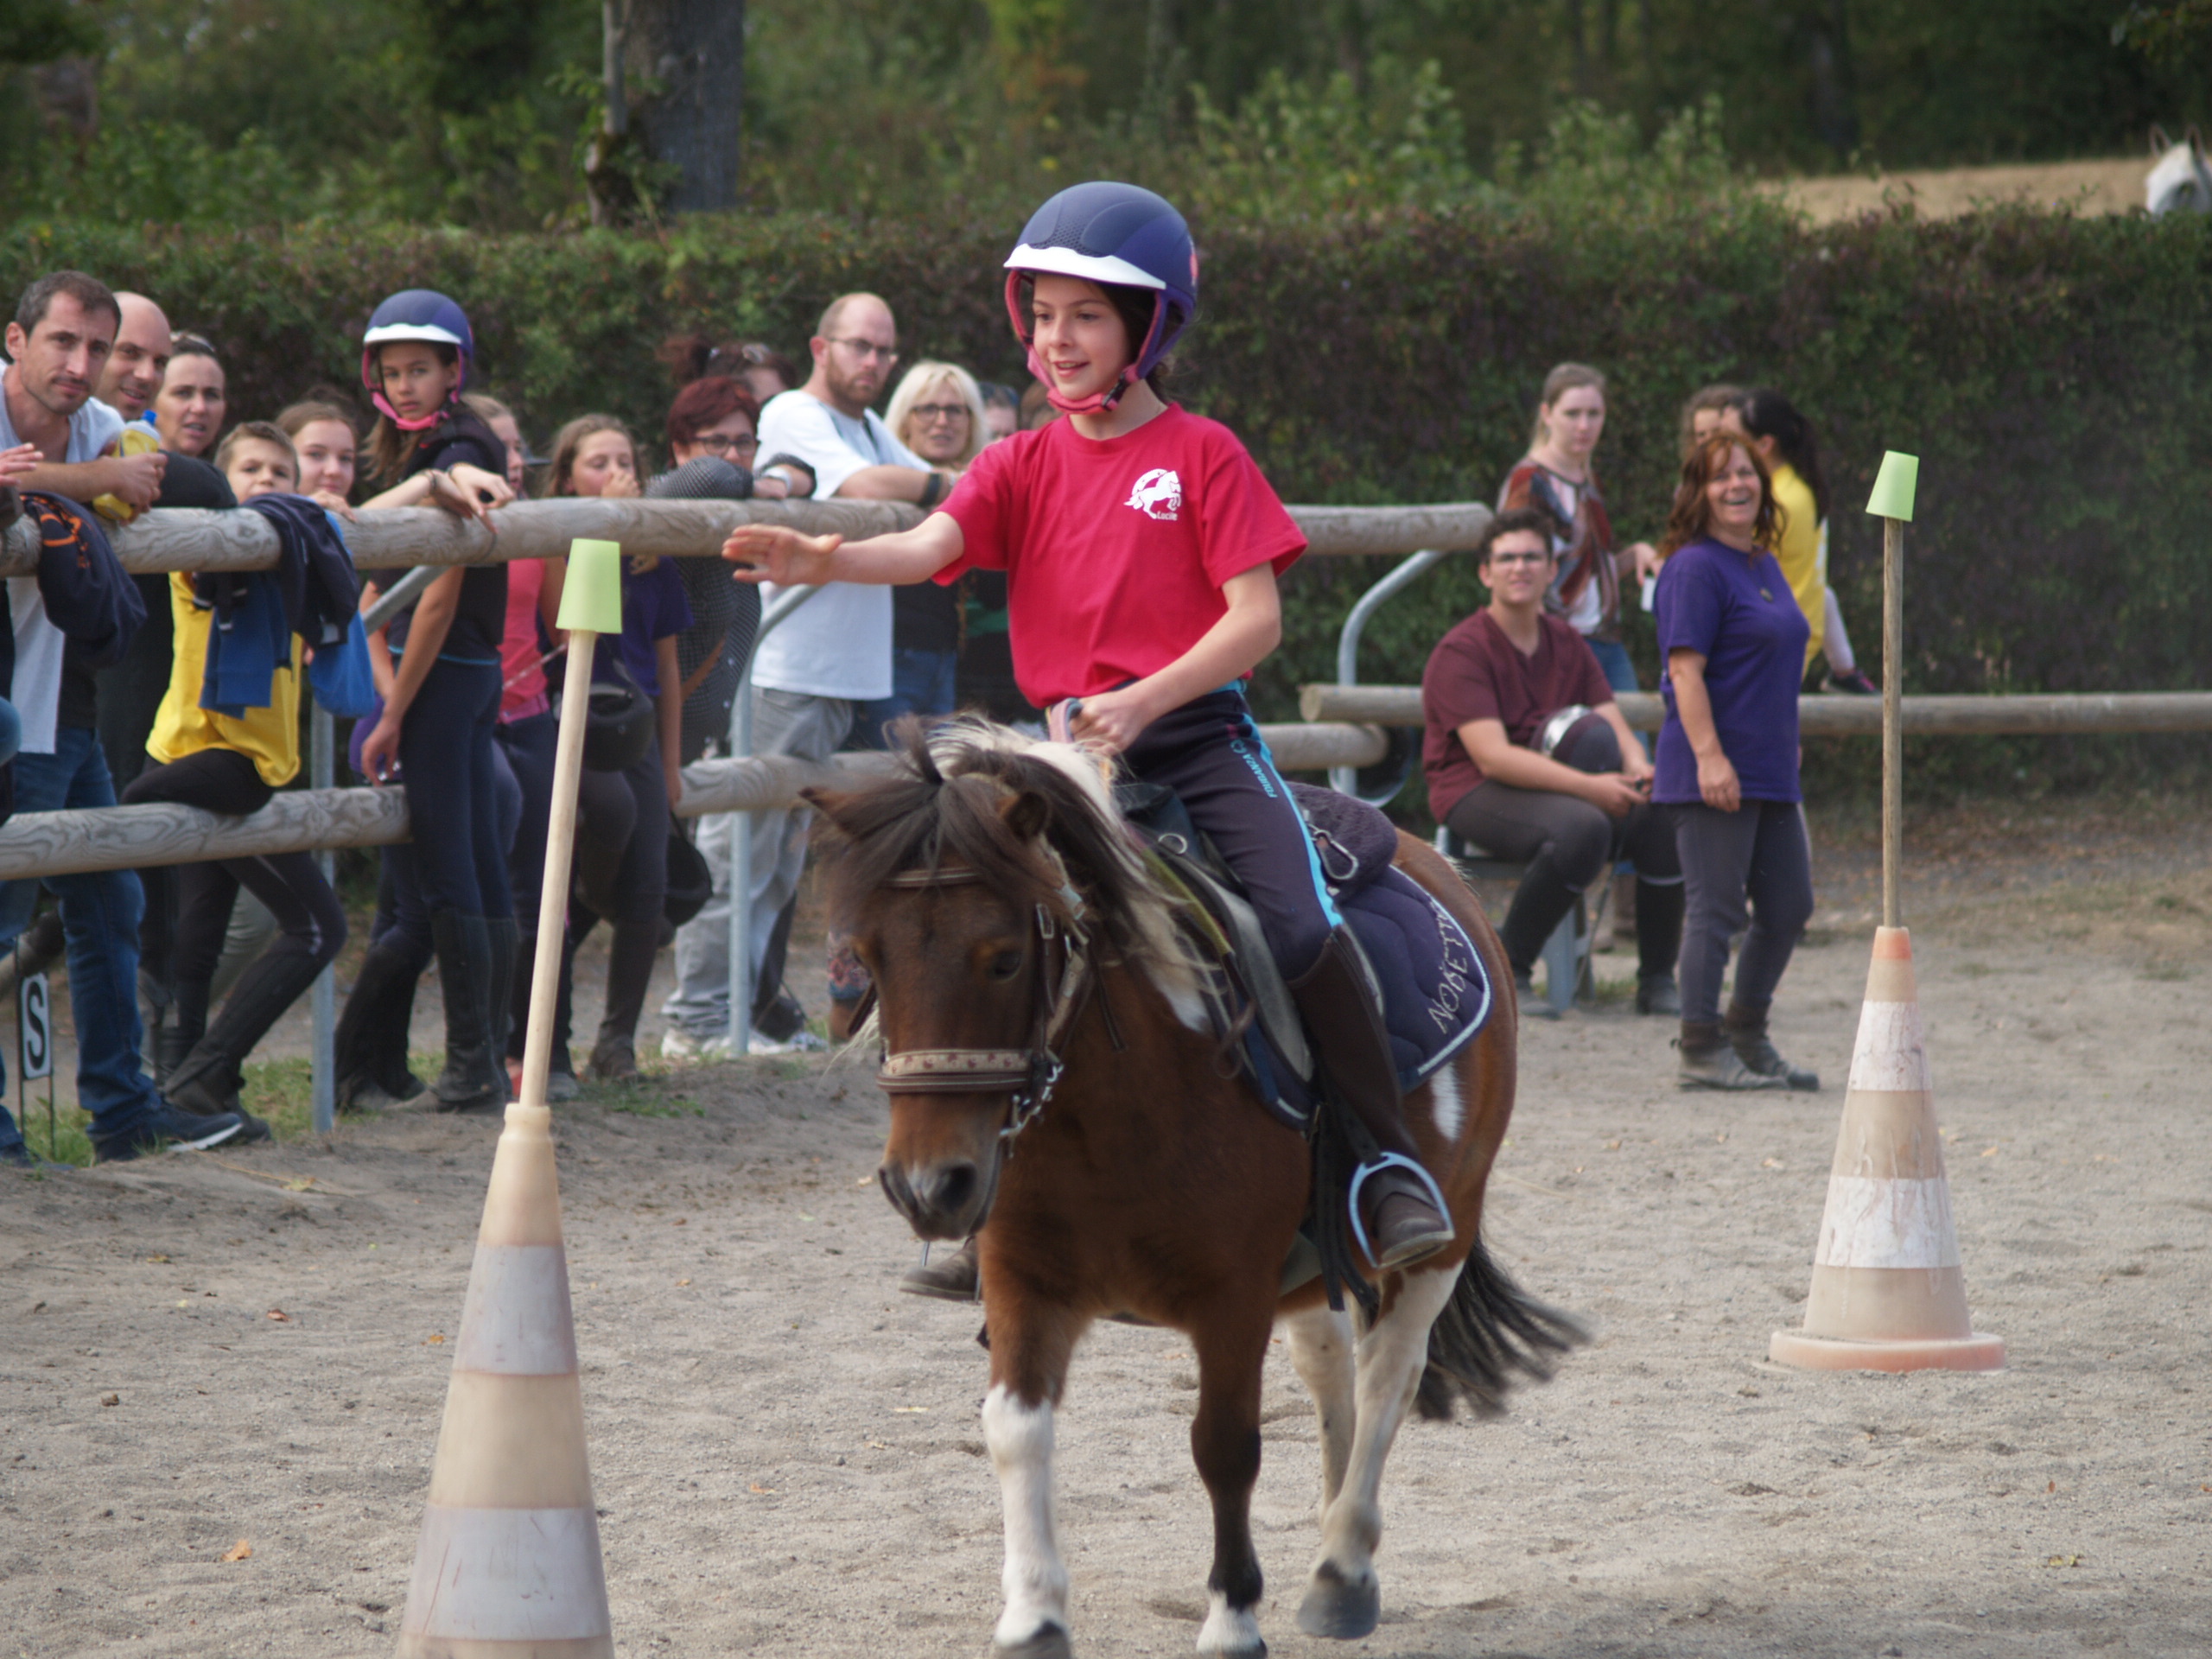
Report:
873,863,1095,1145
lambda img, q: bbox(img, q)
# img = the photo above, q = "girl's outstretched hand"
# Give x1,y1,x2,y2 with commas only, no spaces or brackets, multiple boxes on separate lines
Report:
724,524,842,587
0,442,39,489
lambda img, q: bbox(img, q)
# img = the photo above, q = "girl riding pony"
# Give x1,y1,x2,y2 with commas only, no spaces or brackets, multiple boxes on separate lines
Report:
727,181,1452,1288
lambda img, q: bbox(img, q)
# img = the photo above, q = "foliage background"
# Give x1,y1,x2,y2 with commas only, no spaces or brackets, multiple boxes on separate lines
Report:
3,1,2211,227
1,3,2208,804
5,178,2205,804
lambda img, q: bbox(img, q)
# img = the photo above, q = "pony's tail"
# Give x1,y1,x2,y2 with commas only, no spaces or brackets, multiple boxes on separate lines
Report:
1414,1237,1586,1422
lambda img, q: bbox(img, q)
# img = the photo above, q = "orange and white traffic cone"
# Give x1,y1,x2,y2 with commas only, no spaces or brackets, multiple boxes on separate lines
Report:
396,1103,613,1657
1770,927,2004,1374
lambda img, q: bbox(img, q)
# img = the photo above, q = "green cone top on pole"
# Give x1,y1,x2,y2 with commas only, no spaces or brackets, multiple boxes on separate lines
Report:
1866,452,1919,522
557,538,624,632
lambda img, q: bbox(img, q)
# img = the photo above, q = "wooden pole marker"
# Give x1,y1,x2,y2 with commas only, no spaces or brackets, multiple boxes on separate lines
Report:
395,537,621,1657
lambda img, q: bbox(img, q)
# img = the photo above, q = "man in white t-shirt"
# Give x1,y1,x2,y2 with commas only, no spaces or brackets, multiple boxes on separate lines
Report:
663,292,942,1058
0,270,243,1166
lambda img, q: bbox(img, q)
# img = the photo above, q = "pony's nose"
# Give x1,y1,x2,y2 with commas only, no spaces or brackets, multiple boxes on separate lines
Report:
877,1160,984,1239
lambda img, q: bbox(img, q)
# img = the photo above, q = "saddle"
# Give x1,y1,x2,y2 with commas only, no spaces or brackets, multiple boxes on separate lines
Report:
1116,780,1492,1136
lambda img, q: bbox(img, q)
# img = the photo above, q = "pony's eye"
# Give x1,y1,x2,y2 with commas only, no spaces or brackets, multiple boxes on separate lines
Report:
988,949,1025,981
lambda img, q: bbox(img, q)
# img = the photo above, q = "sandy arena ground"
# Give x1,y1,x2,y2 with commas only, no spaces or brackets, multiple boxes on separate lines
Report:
2,797,2208,1658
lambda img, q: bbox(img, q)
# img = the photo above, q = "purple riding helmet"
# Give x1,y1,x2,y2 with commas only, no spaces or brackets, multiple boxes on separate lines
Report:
1003,181,1198,416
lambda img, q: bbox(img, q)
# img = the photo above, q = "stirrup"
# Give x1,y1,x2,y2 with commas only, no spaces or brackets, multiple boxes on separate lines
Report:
1344,1152,1451,1270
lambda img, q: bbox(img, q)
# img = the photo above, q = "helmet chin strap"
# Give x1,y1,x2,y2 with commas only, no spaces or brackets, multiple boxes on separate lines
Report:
370,391,448,433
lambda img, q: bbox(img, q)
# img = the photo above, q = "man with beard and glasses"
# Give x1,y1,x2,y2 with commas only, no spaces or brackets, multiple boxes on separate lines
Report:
706,294,938,1054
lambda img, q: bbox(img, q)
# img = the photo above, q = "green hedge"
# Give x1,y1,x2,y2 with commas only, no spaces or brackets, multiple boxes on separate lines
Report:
8,204,2208,802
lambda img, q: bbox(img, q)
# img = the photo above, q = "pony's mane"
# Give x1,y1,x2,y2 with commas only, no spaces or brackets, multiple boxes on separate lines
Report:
815,718,1192,984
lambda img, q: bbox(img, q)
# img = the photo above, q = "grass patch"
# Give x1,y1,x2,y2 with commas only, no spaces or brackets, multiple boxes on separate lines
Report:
19,1098,92,1166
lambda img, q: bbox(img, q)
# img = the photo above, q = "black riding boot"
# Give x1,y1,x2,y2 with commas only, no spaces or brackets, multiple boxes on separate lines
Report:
166,951,321,1140
588,915,658,1081
335,935,419,1109
1634,879,1686,1015
485,915,519,1103
1289,927,1454,1272
430,912,504,1111
159,976,207,1084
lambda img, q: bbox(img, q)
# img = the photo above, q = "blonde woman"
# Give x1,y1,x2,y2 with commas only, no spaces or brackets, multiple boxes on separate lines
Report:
852,360,986,746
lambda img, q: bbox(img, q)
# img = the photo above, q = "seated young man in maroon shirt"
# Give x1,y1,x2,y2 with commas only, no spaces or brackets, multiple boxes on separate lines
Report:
1421,508,1684,1015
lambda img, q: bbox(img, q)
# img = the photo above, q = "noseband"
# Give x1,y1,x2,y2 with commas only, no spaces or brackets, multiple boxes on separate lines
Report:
874,865,1094,1143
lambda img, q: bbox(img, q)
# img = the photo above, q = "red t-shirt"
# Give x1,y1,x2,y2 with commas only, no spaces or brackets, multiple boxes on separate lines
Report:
499,557,551,721
938,406,1306,706
1421,609,1615,822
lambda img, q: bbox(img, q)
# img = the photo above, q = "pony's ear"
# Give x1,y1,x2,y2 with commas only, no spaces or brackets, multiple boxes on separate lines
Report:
803,785,864,839
998,787,1052,844
2153,124,2174,156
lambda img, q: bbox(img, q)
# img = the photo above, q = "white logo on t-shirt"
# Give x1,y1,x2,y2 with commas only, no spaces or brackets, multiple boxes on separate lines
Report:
1124,468,1182,521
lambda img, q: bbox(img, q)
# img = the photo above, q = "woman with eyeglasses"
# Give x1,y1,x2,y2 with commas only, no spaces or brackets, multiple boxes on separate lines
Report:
1421,507,1682,1016
850,360,986,747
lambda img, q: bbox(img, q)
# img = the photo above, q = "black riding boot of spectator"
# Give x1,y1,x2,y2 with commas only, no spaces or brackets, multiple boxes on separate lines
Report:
588,917,658,1083
1634,879,1686,1015
1289,927,1455,1272
1496,855,1580,980
431,912,504,1111
485,916,518,1103
166,952,320,1141
159,976,207,1084
335,936,421,1109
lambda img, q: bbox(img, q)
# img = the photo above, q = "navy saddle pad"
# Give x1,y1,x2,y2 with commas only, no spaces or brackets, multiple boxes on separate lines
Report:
1119,781,1492,1128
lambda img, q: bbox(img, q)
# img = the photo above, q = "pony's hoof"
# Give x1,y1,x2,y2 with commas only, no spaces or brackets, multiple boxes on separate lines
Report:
1295,1562,1380,1640
993,1623,1073,1659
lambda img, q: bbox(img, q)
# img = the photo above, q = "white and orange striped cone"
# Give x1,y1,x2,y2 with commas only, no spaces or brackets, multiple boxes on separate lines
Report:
1770,927,2005,1373
395,1102,614,1657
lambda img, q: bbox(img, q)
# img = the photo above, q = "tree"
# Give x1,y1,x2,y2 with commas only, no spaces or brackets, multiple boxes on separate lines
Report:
588,0,744,220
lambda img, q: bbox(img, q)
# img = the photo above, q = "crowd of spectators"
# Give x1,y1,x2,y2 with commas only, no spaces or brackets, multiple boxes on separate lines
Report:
0,269,1856,1169
0,270,1033,1166
1423,363,1860,1088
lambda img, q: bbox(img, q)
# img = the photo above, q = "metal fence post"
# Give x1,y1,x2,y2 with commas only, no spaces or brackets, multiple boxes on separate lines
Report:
1329,548,1447,795
724,585,823,1057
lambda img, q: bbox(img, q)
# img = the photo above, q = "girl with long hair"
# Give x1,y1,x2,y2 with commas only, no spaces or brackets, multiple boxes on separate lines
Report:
1497,362,1661,694
334,289,519,1113
542,415,692,1079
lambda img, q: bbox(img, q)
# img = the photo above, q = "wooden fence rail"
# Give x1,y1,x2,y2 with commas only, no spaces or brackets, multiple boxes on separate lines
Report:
0,728,1380,883
0,498,1495,578
1299,685,2212,736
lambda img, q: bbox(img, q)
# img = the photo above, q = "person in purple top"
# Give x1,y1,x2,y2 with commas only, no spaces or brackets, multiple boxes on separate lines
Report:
1653,433,1819,1092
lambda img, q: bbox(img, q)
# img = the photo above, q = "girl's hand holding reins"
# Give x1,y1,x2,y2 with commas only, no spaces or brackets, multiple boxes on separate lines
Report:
1069,683,1161,756
723,524,842,587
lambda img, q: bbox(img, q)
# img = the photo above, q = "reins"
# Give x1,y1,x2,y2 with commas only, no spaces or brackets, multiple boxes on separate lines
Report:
873,863,1095,1145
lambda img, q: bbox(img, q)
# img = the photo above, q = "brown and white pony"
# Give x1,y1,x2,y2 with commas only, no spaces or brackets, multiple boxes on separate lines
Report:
807,725,1577,1658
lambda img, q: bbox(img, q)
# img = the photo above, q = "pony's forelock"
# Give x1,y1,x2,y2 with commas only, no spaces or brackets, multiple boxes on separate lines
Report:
827,718,1197,999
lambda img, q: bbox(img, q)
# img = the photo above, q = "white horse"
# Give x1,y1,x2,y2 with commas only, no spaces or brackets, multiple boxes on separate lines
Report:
2145,125,2212,217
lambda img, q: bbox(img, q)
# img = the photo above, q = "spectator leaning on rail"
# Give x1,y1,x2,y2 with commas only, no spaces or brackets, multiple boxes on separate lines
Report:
850,359,986,749
650,372,818,1066
678,292,938,1056
1422,508,1685,1016
1652,432,1821,1093
119,423,360,1138
338,289,519,1115
0,270,246,1163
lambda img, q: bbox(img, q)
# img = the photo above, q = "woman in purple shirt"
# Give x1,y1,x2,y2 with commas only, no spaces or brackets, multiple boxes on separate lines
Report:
1652,434,1819,1091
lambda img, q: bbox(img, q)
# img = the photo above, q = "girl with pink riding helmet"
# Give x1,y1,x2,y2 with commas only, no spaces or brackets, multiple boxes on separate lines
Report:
727,181,1453,1287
